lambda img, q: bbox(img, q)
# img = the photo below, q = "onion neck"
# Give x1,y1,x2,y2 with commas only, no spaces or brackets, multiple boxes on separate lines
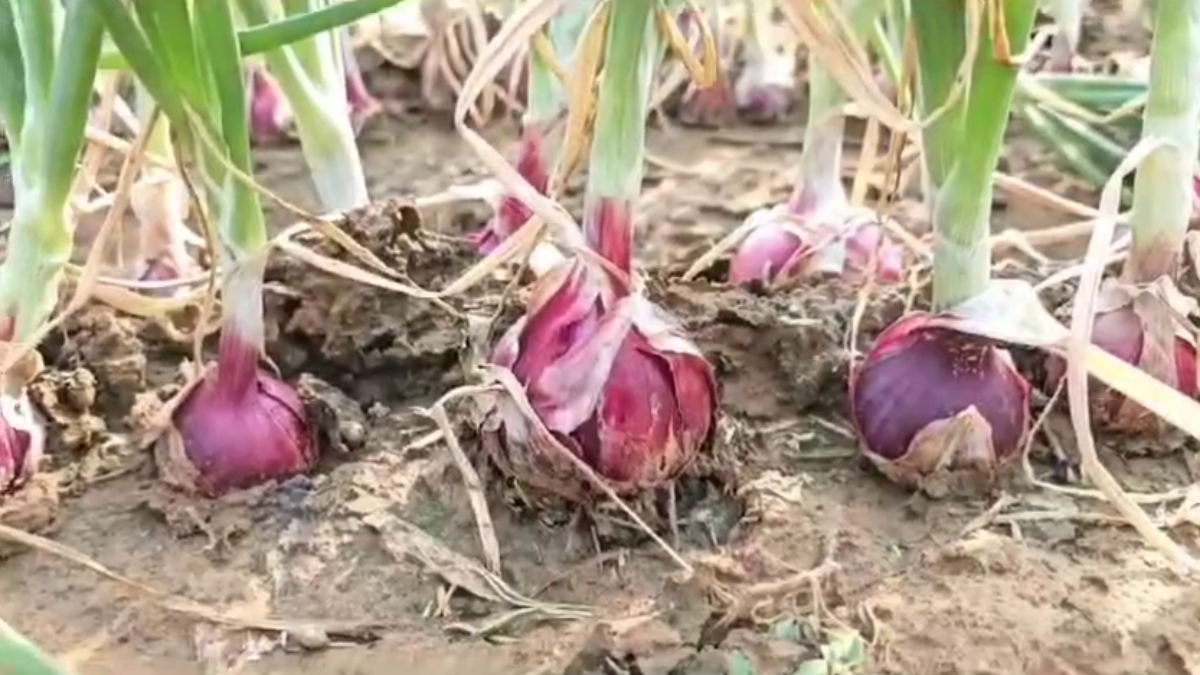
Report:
217,256,268,399
790,63,848,214
790,0,886,215
582,0,662,273
239,0,369,212
0,198,72,344
926,0,1038,310
1125,0,1200,284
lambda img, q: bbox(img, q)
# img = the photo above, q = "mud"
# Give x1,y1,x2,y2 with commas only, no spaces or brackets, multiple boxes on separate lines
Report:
2,7,1199,674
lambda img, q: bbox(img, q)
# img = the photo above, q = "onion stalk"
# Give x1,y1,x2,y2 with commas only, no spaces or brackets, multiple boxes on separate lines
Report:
481,0,717,501
473,3,588,253
850,0,1039,488
730,0,901,288
249,63,296,143
1065,0,1200,432
0,0,104,498
95,0,392,496
237,0,372,211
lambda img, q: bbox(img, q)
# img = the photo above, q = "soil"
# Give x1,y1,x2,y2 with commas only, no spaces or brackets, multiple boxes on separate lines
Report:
3,6,1200,675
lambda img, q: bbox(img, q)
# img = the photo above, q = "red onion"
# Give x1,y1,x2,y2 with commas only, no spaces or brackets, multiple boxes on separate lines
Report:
249,67,294,144
0,396,40,497
733,24,796,124
472,127,550,254
729,205,903,287
851,313,1031,487
156,269,315,497
482,259,717,500
1048,304,1198,431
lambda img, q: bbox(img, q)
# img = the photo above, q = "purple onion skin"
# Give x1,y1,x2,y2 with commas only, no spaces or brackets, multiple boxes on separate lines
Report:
472,128,550,255
845,223,904,284
0,318,36,496
1046,305,1198,430
729,219,807,285
736,86,794,125
250,68,293,145
490,261,717,492
0,412,34,496
729,215,903,287
162,331,315,497
583,197,635,275
851,313,1031,485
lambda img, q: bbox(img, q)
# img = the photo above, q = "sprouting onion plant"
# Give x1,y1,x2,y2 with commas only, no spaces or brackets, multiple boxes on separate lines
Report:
728,0,902,289
0,0,105,499
849,0,1039,487
471,2,588,253
1053,0,1200,433
249,61,296,144
479,0,718,502
237,0,373,211
93,0,394,497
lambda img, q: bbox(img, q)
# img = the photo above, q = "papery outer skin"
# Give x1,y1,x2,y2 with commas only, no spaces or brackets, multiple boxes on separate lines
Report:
850,313,1031,480
734,2,797,126
583,196,634,274
844,221,905,283
0,405,34,496
250,68,293,143
729,209,904,287
1058,305,1200,426
131,168,194,292
733,42,796,124
0,315,41,496
487,261,717,497
729,214,808,284
164,330,315,498
473,128,549,254
159,263,315,497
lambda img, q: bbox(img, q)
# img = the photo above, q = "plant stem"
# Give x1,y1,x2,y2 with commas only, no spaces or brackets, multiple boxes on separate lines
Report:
928,0,1037,310
0,0,104,341
0,204,72,342
0,0,26,136
238,0,405,57
790,0,886,215
1125,0,1200,283
911,0,967,191
583,0,663,272
218,256,268,394
239,0,369,210
195,0,270,257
